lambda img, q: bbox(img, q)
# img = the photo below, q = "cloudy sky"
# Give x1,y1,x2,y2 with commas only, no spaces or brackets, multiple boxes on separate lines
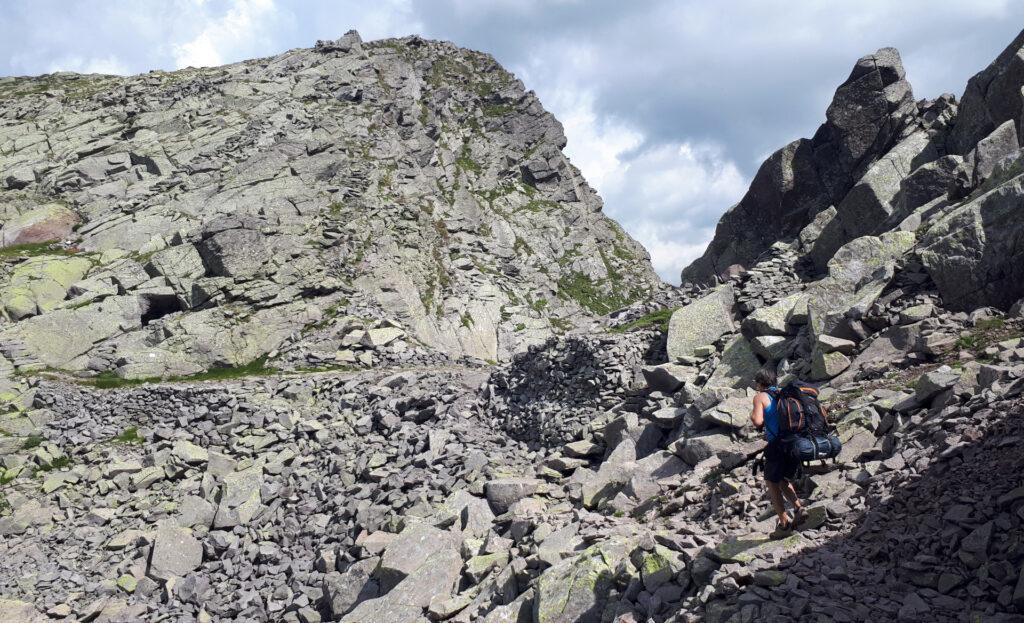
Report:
3,1,1023,282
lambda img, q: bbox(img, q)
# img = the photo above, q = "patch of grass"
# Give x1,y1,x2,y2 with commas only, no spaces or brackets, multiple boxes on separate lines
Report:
943,317,1023,363
954,335,978,351
435,179,455,206
0,242,64,259
702,469,723,485
305,298,351,332
529,298,548,313
610,308,677,334
328,201,344,217
550,317,572,333
975,318,1005,332
557,246,583,267
460,312,474,329
557,271,635,316
38,456,71,472
0,470,16,487
180,357,277,382
88,356,278,389
611,241,636,262
522,199,558,213
971,155,1024,199
0,493,10,515
112,427,145,445
513,237,533,257
455,143,482,175
514,323,526,332
433,219,451,244
482,102,515,117
420,275,437,313
21,434,45,450
291,364,359,374
88,373,149,390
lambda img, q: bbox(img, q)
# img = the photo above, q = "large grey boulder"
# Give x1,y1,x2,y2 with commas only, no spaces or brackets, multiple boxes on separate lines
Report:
919,175,1024,310
0,599,48,623
146,244,207,281
810,348,852,381
0,295,143,368
376,522,460,593
742,294,802,337
893,155,964,213
805,231,916,340
672,432,747,468
666,285,735,361
705,335,761,390
533,537,634,623
812,47,917,200
642,363,698,393
751,335,790,361
0,203,79,248
700,393,751,429
947,30,1024,155
485,478,543,514
810,131,937,268
212,464,263,529
197,227,270,279
971,119,1020,185
324,558,380,619
344,548,461,622
148,523,203,581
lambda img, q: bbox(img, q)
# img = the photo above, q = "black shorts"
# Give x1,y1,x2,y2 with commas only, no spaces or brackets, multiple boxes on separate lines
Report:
764,438,799,483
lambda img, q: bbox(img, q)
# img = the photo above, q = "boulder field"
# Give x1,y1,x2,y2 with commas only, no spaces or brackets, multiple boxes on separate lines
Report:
2,27,1024,623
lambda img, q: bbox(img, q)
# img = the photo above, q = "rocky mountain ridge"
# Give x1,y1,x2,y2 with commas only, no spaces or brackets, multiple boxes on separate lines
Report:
1,26,1024,623
0,29,661,383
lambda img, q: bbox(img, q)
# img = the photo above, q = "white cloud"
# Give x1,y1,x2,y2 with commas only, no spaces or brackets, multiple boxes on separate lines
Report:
172,0,278,68
631,221,716,282
547,88,642,191
545,87,746,284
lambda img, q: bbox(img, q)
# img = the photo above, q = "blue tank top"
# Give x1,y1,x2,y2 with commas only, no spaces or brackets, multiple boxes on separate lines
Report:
762,389,780,442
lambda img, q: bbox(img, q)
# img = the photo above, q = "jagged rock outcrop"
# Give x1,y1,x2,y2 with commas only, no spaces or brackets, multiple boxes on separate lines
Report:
682,47,917,284
0,31,661,379
685,29,1024,326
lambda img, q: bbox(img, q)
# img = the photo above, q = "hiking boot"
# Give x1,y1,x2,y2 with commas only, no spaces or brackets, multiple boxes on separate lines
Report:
770,519,793,539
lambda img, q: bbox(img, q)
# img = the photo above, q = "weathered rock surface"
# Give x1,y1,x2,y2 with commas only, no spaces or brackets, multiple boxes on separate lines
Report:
2,25,1024,623
667,286,735,361
0,31,662,377
920,175,1024,310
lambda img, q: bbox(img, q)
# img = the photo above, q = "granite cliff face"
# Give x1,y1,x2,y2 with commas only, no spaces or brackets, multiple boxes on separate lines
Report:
0,31,660,380
682,38,1024,298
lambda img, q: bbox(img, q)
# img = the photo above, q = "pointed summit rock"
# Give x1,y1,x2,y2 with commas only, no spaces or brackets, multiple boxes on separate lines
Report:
682,47,917,284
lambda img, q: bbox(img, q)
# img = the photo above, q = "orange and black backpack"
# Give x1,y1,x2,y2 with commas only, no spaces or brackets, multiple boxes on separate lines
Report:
772,381,828,436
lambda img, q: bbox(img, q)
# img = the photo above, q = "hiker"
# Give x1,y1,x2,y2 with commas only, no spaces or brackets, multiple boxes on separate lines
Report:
749,367,804,533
